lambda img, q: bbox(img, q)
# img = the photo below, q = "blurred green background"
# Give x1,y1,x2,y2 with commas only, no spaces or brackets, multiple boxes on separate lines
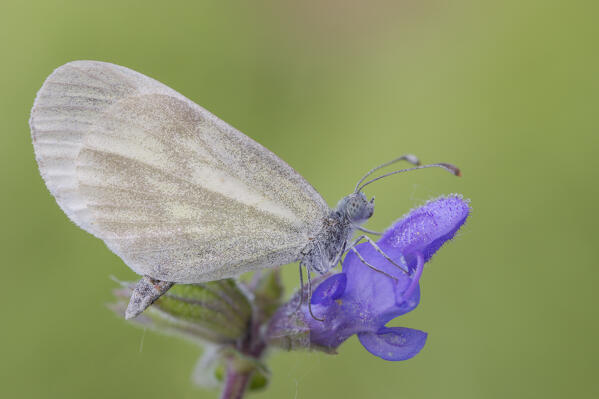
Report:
1,0,598,398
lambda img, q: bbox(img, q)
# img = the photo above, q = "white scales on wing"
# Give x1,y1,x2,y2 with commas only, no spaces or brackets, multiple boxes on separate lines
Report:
31,61,329,283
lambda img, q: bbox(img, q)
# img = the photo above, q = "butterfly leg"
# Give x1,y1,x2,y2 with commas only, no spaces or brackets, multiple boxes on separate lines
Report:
306,269,325,322
331,241,347,269
349,235,409,275
350,246,398,282
295,263,305,313
125,276,174,319
355,226,383,236
294,264,325,322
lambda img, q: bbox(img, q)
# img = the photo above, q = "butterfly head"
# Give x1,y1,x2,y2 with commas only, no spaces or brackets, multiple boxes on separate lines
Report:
337,192,375,224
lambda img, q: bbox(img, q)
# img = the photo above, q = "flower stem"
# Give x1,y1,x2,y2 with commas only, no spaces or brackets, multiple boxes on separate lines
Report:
220,360,253,399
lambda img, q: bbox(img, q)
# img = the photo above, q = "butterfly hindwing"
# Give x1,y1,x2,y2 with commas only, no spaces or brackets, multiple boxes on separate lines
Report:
31,61,329,282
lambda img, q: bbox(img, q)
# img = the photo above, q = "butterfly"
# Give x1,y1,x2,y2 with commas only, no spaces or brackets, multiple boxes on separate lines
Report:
30,61,459,319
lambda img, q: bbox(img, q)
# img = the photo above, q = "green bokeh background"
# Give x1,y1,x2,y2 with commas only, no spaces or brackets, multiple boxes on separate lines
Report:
1,1,597,398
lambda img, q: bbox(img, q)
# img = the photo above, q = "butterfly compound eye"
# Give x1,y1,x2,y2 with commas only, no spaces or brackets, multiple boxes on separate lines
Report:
346,194,373,223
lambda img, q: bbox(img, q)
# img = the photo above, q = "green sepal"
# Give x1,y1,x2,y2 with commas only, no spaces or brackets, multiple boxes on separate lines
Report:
111,279,252,345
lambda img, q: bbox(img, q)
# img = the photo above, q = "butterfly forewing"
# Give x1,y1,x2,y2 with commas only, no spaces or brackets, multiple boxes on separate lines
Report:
30,61,329,282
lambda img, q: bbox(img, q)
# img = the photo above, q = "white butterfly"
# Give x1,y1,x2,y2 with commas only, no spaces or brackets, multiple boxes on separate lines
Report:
30,61,458,319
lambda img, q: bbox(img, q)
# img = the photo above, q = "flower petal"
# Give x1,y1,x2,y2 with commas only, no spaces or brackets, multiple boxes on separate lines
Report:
358,327,427,361
380,195,470,270
311,273,347,305
396,252,424,306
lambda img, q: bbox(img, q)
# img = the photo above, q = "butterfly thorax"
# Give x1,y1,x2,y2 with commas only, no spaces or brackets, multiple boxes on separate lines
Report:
300,192,375,274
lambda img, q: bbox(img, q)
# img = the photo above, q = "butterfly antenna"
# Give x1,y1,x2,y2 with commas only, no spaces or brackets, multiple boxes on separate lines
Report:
356,163,461,193
354,154,421,193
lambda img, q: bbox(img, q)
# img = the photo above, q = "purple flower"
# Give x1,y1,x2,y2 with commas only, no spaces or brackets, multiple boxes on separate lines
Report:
299,195,470,360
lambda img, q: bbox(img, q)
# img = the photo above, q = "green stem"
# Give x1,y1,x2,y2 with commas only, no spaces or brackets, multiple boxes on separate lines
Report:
220,360,254,399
